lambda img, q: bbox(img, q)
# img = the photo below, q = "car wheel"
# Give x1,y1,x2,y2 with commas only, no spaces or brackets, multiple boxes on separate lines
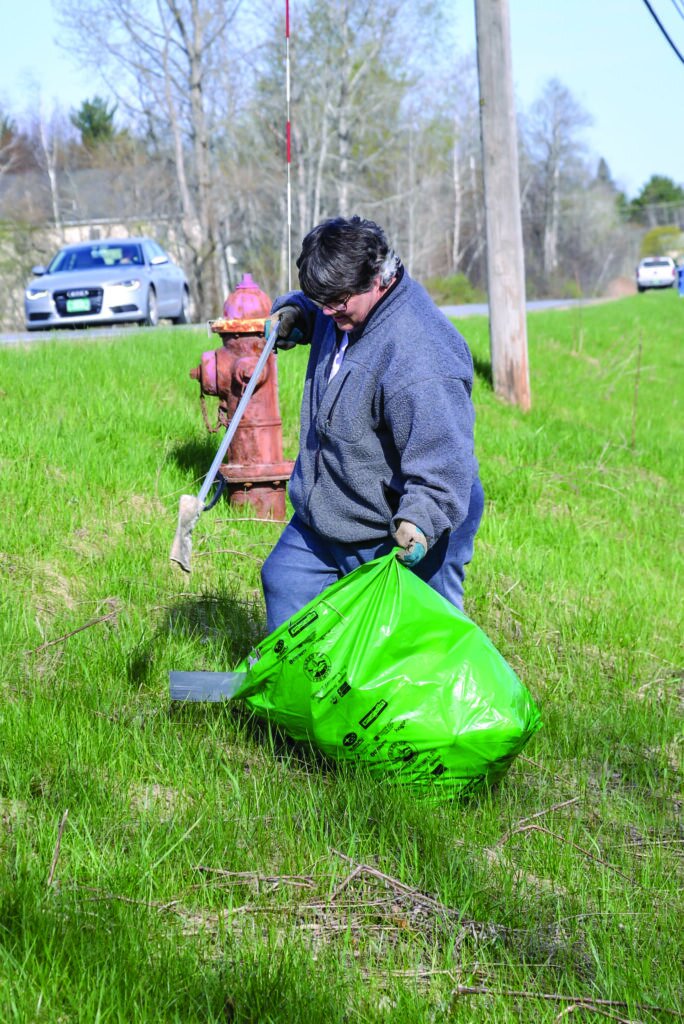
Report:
172,286,191,324
637,285,644,293
144,288,159,326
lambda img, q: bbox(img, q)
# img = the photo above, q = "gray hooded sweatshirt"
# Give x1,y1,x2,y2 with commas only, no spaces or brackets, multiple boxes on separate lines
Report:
273,269,480,547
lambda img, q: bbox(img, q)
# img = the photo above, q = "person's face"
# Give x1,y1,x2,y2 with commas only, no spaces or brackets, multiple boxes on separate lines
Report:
316,276,388,332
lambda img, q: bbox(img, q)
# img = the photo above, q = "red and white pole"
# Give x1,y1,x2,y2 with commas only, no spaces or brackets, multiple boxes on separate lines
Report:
285,0,292,291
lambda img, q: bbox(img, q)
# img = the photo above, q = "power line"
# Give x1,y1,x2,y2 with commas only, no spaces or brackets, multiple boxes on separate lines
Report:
641,0,684,64
669,0,684,21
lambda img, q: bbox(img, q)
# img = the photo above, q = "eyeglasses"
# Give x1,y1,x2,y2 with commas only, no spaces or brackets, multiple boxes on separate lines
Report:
311,293,352,314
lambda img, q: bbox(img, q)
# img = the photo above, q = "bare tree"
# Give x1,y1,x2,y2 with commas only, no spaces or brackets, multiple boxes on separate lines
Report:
523,78,592,283
0,111,22,179
452,62,483,279
54,0,245,318
35,104,65,237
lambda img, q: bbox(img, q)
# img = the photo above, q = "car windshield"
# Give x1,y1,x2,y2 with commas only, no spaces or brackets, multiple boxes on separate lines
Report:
48,244,144,272
642,259,671,267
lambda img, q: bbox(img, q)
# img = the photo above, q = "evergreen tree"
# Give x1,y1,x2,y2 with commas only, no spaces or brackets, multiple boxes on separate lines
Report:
629,175,684,224
70,96,118,149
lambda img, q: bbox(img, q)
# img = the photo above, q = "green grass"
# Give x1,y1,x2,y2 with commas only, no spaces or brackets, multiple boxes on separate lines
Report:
1,293,682,1022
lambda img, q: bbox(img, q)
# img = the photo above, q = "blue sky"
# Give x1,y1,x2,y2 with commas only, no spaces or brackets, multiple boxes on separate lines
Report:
1,0,682,199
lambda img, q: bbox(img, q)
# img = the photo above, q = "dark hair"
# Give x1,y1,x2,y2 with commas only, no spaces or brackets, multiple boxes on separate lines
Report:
296,216,399,305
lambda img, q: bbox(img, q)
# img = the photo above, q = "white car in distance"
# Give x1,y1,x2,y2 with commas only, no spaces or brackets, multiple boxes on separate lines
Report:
636,256,677,293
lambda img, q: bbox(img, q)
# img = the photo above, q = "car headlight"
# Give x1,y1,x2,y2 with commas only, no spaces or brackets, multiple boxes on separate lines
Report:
115,279,142,290
25,288,49,300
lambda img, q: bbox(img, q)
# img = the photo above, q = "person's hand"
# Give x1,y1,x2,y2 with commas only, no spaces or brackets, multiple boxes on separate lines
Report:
393,520,428,567
269,304,306,350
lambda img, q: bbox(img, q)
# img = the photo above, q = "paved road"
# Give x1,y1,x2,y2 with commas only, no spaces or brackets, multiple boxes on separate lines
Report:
0,297,603,345
0,322,209,346
439,298,601,319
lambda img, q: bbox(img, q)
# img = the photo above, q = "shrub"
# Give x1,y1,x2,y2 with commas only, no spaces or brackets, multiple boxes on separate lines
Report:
640,224,684,259
422,273,486,306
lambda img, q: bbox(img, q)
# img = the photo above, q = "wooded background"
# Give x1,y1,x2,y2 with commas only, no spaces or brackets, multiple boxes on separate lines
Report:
1,0,683,329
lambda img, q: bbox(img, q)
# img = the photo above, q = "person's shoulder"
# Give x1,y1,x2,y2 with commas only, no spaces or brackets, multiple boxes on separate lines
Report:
405,275,462,324
392,275,468,348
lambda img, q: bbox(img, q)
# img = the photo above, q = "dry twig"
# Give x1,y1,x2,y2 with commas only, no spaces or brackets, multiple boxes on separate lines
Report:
500,823,633,882
554,1004,646,1023
498,797,581,844
194,865,315,889
76,885,179,912
47,809,68,886
452,984,681,1019
27,610,118,655
327,849,506,948
214,517,287,525
330,864,364,899
518,754,574,785
330,848,455,915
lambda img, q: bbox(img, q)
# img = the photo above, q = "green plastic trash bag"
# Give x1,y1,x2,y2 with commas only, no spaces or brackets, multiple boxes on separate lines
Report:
228,552,541,798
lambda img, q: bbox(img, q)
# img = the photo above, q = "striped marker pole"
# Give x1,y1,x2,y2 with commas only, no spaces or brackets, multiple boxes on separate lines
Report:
285,0,292,291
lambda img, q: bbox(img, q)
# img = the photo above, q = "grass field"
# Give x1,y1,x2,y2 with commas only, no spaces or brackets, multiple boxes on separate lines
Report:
1,291,682,1022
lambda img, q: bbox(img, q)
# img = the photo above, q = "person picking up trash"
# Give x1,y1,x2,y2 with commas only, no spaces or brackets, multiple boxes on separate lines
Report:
261,215,484,632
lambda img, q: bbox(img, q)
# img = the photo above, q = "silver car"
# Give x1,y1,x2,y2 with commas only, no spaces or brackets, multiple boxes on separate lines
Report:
24,236,192,330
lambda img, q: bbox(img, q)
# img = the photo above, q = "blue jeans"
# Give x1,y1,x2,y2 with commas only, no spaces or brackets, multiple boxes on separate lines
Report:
261,479,485,632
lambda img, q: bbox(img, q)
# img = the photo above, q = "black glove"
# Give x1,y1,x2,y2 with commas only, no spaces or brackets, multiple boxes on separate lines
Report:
270,304,306,350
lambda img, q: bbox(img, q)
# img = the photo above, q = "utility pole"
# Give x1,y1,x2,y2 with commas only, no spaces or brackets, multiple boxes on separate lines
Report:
474,0,531,410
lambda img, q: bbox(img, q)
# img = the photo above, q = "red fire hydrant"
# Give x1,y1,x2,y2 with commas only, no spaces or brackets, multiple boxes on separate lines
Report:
189,273,294,518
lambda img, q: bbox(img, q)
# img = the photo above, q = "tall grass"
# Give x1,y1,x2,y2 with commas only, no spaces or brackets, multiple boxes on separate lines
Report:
0,292,682,1022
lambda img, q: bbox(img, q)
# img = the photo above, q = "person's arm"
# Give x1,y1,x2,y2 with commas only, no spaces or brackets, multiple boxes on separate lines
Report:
385,374,476,549
268,292,318,349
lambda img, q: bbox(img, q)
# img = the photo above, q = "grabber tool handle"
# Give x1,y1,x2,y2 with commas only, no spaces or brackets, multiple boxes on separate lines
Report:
197,320,280,505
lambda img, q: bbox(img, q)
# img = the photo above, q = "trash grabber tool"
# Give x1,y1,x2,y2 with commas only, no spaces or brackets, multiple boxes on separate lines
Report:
170,319,280,572
169,670,247,702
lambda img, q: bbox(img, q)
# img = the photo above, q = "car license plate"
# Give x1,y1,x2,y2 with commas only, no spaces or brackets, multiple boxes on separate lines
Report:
66,297,91,313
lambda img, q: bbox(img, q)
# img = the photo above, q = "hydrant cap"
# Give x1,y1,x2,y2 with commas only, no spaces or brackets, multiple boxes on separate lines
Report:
222,273,272,321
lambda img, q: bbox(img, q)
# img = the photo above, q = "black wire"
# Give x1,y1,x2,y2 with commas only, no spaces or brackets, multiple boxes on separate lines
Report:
641,0,684,64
